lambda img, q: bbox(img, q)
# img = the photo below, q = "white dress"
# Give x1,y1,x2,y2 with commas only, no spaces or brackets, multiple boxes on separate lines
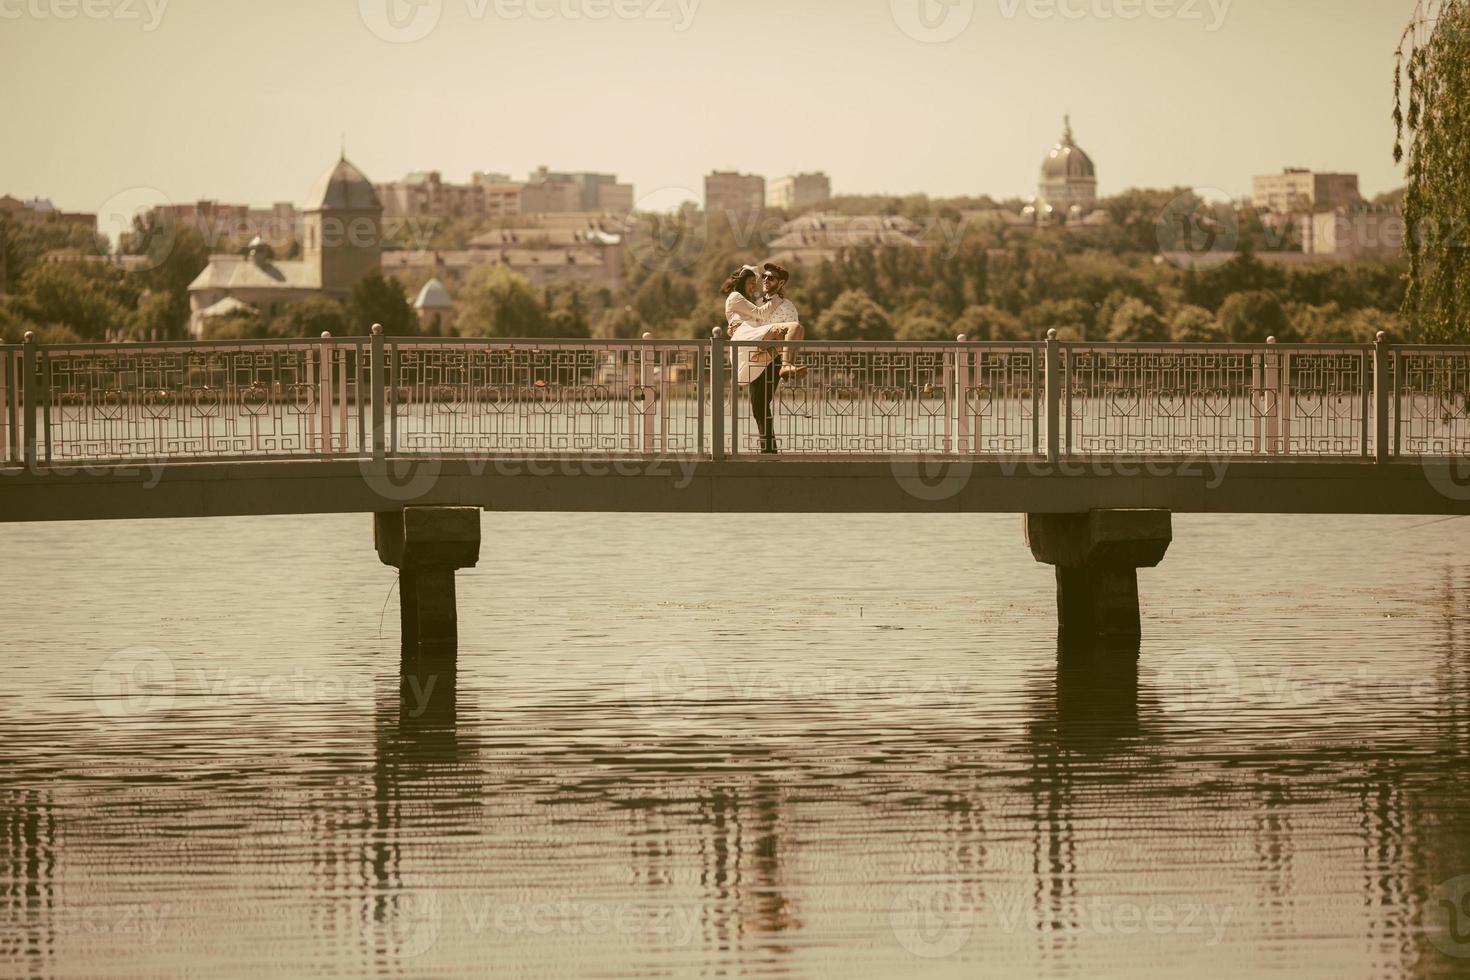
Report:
725,292,782,385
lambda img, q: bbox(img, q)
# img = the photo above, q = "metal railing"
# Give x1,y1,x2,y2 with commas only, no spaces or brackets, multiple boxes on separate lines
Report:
2,327,1468,467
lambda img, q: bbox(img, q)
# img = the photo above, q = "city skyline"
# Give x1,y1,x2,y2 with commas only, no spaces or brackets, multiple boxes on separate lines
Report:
0,0,1417,219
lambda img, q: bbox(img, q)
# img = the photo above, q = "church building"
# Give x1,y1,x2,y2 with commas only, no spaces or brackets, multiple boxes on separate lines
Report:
188,156,383,336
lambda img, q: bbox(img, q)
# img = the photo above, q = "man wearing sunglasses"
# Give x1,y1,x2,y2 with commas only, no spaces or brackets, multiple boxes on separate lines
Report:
741,262,804,453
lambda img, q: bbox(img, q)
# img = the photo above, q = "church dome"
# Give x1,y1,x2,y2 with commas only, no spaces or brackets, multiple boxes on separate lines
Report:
413,277,453,311
1041,118,1095,181
308,155,381,212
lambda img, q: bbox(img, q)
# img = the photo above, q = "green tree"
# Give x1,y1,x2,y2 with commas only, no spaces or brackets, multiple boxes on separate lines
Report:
135,225,209,340
895,313,952,342
456,265,549,337
1170,305,1225,343
815,289,893,340
349,272,416,336
1217,290,1292,343
1106,298,1170,342
1022,298,1092,340
1395,0,1470,340
203,310,266,340
14,261,140,340
268,296,348,338
952,304,1027,342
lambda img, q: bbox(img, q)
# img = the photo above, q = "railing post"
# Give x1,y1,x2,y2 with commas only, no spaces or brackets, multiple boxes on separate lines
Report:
1374,330,1391,463
954,335,970,455
640,332,656,454
319,331,333,456
1045,329,1060,464
371,324,386,463
710,327,726,462
1264,336,1281,455
22,331,37,470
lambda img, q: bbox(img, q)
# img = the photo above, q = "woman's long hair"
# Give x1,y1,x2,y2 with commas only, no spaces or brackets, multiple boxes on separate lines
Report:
720,266,757,297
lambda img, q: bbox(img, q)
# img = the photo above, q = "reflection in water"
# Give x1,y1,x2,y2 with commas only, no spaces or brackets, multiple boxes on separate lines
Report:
1,790,57,977
3,514,1470,978
1023,642,1140,961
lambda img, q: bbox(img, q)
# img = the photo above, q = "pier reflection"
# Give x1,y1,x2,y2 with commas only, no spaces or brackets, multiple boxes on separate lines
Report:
0,789,57,978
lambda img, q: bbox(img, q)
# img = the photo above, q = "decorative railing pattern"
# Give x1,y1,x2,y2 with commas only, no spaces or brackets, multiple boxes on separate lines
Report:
1393,348,1470,458
1,329,1467,466
728,340,1040,456
1063,344,1371,457
386,340,705,456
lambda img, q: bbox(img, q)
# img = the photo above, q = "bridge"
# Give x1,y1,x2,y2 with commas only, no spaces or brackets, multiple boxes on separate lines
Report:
4,327,1469,651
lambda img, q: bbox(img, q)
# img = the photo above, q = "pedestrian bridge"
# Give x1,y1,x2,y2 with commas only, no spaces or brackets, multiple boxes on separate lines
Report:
2,328,1468,522
5,328,1469,646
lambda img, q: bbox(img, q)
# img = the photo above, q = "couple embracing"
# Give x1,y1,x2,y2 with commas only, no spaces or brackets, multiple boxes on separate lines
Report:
720,262,805,455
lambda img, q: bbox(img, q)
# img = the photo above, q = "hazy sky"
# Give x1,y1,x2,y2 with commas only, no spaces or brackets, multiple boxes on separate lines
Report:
0,0,1419,218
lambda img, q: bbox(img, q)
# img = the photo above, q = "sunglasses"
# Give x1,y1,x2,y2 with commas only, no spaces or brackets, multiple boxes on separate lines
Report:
761,274,781,282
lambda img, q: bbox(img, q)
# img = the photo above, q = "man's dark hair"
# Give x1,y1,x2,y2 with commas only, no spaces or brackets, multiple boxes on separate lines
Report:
762,262,790,284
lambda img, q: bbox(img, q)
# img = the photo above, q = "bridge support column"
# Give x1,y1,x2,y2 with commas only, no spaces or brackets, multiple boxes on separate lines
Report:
1024,510,1172,645
374,507,481,662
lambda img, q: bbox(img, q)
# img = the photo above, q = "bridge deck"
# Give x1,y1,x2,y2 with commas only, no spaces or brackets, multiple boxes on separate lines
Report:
3,456,1467,522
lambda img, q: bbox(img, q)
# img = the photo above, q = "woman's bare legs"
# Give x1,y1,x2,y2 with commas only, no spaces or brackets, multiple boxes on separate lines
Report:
773,321,807,377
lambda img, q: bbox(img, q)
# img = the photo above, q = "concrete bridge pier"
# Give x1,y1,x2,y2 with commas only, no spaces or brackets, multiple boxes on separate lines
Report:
1025,510,1173,645
374,507,482,664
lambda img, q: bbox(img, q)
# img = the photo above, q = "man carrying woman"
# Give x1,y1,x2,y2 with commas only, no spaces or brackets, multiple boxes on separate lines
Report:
720,262,804,454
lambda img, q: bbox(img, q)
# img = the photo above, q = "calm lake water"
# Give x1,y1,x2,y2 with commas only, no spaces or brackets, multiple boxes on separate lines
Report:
3,512,1470,979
